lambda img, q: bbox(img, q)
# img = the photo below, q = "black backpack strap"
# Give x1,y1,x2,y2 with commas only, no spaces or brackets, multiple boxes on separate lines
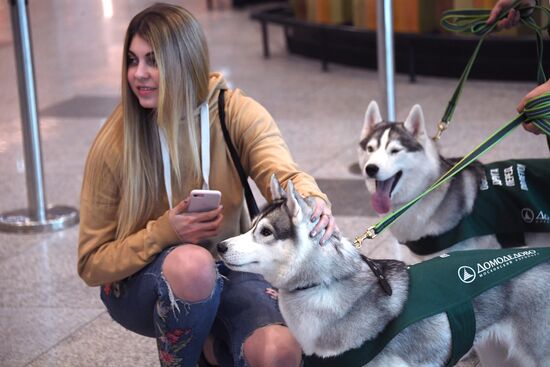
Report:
218,89,260,218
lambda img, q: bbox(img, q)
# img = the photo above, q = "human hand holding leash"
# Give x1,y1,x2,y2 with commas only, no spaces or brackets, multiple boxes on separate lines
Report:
169,197,224,243
309,197,340,245
486,0,545,135
486,0,535,30
516,79,550,134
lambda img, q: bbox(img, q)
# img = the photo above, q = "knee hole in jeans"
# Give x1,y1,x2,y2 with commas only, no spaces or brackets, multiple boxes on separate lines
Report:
162,244,217,302
243,325,302,367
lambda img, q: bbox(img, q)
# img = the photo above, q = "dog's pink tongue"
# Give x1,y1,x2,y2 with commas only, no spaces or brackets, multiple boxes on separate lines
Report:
371,178,393,214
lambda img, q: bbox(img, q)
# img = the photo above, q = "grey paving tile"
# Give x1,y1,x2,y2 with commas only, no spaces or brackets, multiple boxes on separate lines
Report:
0,116,100,216
335,215,438,265
309,141,364,179
0,231,57,265
40,96,119,119
316,178,375,217
27,312,158,367
0,226,102,310
0,307,105,367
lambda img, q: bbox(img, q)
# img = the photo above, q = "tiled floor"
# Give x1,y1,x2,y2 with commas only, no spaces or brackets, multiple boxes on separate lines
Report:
0,1,547,366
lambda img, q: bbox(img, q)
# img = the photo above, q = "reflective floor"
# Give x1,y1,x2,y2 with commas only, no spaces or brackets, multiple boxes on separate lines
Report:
0,0,547,366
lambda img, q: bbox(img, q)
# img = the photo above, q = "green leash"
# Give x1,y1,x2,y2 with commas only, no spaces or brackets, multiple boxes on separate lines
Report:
435,0,550,139
354,2,550,247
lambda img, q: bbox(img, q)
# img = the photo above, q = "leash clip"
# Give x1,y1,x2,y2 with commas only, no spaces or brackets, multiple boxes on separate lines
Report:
433,121,448,141
354,226,377,249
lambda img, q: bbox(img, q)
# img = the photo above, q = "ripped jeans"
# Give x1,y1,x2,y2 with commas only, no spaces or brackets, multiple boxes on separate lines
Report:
100,246,285,367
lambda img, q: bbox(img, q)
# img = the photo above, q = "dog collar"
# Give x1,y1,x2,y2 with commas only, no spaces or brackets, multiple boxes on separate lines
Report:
360,255,392,296
289,273,356,293
288,256,393,295
289,283,322,292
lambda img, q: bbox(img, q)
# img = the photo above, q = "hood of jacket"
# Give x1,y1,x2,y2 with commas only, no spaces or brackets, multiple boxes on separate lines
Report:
205,72,227,107
182,72,227,122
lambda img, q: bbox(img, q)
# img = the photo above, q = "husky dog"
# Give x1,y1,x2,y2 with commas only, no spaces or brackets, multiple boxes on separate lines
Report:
357,101,548,262
217,176,550,366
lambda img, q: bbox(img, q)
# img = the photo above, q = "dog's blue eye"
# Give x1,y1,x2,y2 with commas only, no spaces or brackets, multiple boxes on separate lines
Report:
260,228,273,237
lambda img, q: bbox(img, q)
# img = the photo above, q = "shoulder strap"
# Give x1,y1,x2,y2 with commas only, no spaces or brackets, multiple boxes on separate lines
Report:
218,89,259,218
445,302,476,367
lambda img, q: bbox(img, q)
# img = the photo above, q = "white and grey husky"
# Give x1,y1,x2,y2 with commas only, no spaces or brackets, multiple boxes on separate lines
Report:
357,101,549,262
217,176,550,366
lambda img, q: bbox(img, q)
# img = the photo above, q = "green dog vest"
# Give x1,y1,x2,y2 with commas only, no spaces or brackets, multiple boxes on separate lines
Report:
406,159,550,255
303,247,550,367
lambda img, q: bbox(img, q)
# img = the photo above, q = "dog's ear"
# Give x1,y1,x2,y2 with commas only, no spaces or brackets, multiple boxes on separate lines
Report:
270,174,286,200
403,104,427,139
361,100,383,140
286,180,307,223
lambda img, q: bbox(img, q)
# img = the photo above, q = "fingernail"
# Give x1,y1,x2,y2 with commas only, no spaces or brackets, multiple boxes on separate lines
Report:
310,231,317,237
311,217,318,222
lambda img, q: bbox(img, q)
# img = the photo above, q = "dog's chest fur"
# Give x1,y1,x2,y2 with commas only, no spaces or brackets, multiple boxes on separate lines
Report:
278,256,410,357
390,160,482,243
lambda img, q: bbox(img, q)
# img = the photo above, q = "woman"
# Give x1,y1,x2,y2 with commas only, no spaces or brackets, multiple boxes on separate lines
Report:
77,3,337,366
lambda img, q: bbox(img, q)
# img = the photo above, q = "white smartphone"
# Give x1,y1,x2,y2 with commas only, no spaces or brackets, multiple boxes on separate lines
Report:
187,189,222,213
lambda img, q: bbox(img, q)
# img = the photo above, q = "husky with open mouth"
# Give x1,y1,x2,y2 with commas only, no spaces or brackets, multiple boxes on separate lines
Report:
357,101,549,262
217,176,550,366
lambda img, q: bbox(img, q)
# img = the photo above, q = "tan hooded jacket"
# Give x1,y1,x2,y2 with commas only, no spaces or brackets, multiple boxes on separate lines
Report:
78,73,328,286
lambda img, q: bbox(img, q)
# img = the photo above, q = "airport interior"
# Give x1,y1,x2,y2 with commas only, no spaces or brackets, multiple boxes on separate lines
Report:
0,0,548,366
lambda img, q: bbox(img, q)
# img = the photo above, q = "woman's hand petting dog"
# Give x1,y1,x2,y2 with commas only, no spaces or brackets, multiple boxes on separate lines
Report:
169,197,224,244
309,197,340,245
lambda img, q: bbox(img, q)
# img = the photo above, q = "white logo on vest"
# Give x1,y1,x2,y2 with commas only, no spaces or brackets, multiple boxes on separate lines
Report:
522,208,535,224
536,211,550,224
458,266,476,283
457,250,539,284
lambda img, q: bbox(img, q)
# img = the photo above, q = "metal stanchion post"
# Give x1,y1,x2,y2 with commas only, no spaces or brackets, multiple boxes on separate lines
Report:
0,0,79,233
376,0,396,121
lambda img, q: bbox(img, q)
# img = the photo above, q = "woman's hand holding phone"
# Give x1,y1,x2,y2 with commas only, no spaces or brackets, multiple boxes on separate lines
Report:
168,190,223,243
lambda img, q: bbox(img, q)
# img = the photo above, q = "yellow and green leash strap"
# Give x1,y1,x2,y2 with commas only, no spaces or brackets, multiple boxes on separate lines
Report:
435,0,550,140
354,92,550,248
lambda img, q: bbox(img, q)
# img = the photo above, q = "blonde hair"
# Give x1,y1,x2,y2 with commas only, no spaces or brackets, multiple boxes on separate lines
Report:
113,3,209,239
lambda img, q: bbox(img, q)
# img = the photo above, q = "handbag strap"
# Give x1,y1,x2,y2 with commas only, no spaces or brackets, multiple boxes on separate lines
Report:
218,89,260,218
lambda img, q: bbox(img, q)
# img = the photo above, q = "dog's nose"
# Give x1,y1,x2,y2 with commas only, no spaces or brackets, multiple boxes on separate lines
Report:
217,241,228,254
365,164,379,178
